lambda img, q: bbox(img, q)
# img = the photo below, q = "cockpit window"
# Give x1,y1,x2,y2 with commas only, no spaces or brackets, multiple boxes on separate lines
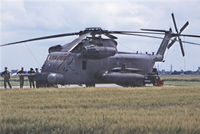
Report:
48,55,67,61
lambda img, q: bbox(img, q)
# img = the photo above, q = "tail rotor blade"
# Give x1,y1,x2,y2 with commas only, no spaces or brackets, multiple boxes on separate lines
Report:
172,13,179,33
171,13,188,57
168,38,177,49
180,21,189,33
178,37,185,56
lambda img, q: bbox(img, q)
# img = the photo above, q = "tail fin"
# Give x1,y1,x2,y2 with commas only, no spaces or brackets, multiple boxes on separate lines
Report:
156,31,172,61
144,13,191,61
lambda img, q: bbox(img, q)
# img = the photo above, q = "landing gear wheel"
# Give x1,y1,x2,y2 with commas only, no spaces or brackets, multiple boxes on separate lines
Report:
85,83,95,87
35,80,45,88
153,80,164,86
36,80,57,88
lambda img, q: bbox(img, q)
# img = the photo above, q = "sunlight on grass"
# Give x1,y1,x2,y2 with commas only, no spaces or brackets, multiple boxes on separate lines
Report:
1,86,200,134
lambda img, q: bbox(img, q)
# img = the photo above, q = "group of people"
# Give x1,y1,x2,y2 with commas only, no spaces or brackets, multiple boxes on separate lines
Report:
1,67,39,89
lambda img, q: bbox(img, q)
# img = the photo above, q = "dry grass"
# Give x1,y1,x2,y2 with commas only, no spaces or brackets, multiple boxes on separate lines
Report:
1,86,200,134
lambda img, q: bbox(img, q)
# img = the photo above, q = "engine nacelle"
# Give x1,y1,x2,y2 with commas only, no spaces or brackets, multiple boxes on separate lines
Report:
101,72,144,83
82,45,117,59
48,45,62,53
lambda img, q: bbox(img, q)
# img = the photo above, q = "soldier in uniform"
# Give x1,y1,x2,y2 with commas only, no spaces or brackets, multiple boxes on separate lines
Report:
28,68,35,88
17,67,25,88
35,68,39,88
1,67,12,89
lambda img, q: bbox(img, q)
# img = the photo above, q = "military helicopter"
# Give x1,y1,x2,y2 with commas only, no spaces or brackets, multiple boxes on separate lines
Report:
1,13,200,87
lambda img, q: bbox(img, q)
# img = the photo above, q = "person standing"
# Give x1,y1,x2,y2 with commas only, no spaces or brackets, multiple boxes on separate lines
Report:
1,67,12,89
17,67,25,88
35,68,40,88
28,68,35,88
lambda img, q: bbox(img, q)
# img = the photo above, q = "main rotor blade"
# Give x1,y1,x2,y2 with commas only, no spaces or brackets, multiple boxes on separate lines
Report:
62,32,91,52
0,32,80,47
178,37,185,56
120,33,200,46
118,33,164,40
103,32,118,39
109,31,165,35
172,13,179,33
180,21,189,33
182,40,200,46
141,29,167,33
179,34,200,38
167,38,177,49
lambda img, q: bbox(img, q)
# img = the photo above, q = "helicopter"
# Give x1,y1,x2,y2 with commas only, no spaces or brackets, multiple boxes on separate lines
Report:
1,13,200,87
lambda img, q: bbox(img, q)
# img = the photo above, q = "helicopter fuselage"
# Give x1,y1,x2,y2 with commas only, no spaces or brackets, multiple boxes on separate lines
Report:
40,51,157,86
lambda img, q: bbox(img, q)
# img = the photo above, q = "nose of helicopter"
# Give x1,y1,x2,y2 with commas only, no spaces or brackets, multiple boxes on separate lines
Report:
47,73,64,84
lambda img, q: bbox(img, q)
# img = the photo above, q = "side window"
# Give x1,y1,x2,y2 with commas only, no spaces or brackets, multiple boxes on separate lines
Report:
82,61,87,70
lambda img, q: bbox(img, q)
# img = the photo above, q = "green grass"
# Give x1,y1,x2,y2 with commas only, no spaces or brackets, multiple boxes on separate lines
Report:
0,76,29,86
161,75,200,86
164,81,200,86
161,75,200,81
1,86,200,134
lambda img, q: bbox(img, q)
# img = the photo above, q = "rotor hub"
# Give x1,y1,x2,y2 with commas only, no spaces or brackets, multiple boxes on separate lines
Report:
85,27,103,31
81,27,104,35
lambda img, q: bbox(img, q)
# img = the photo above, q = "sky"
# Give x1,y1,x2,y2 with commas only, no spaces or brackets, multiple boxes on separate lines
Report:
1,0,200,71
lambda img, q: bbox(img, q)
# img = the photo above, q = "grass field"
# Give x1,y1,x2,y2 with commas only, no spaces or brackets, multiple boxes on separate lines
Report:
1,86,200,134
0,77,30,87
160,75,200,81
161,75,200,86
